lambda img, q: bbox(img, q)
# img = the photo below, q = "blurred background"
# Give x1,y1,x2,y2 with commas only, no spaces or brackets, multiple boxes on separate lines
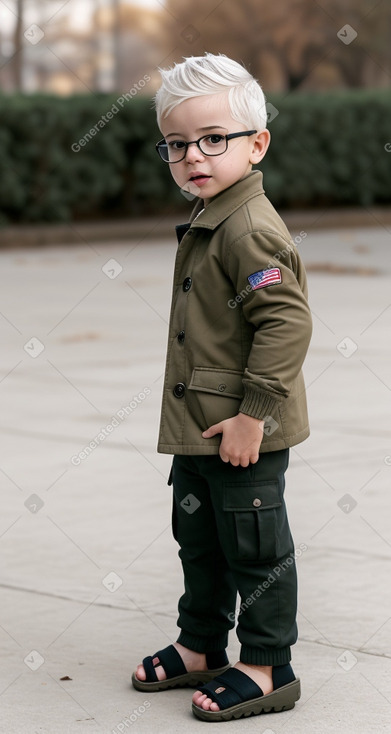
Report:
0,0,390,224
1,0,390,94
1,5,391,731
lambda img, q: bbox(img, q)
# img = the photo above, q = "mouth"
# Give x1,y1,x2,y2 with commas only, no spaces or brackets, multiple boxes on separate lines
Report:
188,172,212,187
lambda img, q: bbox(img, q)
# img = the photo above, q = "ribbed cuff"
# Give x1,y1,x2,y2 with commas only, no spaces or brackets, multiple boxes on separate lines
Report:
240,645,291,666
239,386,280,421
177,630,229,654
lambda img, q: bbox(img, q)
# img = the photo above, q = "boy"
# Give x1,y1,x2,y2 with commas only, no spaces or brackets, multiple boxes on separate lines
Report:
132,53,312,722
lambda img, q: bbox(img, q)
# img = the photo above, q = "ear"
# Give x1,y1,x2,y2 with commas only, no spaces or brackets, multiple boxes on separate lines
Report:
249,129,271,165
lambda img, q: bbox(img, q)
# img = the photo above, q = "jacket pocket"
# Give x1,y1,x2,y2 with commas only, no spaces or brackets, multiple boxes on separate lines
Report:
188,367,243,427
223,480,284,562
188,367,244,398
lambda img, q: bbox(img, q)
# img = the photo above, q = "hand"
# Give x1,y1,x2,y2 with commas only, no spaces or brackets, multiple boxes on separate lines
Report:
202,413,265,467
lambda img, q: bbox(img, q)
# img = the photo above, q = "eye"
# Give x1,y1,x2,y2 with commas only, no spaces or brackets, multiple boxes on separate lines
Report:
205,134,225,145
168,140,187,150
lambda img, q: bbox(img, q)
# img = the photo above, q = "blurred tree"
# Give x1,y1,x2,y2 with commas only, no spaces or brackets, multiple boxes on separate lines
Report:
112,0,121,90
12,0,24,90
163,0,391,90
4,0,163,94
93,2,165,91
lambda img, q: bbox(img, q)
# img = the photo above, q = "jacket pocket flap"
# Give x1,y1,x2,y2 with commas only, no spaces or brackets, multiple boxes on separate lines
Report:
188,367,243,398
223,481,281,511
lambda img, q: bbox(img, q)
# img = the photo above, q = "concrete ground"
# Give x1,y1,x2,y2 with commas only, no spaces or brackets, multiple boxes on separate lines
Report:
0,223,390,733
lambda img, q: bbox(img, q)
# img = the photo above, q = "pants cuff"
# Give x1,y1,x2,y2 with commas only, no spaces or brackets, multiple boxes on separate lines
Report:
240,645,291,666
177,629,229,653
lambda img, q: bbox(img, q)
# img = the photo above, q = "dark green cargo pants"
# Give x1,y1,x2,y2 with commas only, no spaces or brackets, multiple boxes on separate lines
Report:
169,449,297,666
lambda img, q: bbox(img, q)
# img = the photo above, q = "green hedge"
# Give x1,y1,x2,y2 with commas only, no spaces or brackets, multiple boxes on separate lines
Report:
0,89,390,224
262,89,391,210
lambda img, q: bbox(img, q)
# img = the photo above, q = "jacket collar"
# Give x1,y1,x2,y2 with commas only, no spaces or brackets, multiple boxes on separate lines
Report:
188,170,265,231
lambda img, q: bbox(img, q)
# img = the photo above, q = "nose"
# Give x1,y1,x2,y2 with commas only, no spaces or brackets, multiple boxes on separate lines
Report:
184,142,205,164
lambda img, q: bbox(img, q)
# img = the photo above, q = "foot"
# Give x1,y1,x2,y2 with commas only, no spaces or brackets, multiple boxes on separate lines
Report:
134,642,207,682
192,662,273,712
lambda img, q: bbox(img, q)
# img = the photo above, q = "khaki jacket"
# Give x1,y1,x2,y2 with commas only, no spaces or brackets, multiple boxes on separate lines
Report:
157,170,312,455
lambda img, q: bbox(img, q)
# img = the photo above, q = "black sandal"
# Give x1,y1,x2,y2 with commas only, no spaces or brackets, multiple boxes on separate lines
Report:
192,663,300,721
131,645,230,692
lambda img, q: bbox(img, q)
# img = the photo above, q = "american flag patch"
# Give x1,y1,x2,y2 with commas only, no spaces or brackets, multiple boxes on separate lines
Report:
247,268,282,290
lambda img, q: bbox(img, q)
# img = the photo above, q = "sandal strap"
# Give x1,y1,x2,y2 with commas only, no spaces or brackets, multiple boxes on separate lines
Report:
148,645,187,681
141,646,185,683
141,655,158,683
197,667,264,710
141,645,229,684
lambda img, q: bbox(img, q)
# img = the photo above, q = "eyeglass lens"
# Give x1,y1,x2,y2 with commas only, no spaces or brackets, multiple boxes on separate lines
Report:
160,134,227,162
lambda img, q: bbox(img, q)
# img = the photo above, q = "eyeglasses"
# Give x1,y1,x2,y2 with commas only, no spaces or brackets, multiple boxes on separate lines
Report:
155,130,257,163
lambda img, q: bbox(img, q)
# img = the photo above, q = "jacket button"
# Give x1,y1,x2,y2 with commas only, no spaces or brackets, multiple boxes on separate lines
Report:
173,382,186,398
182,277,192,292
177,330,185,344
218,383,226,392
253,498,262,507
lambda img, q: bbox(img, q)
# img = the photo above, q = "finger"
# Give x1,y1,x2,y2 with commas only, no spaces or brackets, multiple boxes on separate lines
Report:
219,450,230,463
202,422,222,438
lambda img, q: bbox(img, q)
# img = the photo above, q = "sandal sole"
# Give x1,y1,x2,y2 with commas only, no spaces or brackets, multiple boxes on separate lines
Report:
131,664,231,692
192,677,301,721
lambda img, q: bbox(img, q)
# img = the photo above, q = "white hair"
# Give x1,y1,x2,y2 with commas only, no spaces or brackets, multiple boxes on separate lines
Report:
154,53,267,131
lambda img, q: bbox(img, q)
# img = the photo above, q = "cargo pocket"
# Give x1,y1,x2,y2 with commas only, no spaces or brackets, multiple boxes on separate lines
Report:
223,480,284,562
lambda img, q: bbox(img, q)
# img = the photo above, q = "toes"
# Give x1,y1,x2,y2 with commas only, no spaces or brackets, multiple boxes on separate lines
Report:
193,691,220,712
201,696,219,711
135,664,146,681
154,664,166,681
192,691,206,705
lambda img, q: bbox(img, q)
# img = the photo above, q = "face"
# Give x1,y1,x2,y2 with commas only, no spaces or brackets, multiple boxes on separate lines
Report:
159,92,270,205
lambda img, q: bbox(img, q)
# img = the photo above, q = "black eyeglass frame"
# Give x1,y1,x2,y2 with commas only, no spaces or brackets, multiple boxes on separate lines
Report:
155,130,257,162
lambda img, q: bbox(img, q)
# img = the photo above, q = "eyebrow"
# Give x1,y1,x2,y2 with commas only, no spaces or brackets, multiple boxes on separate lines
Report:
165,125,228,139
